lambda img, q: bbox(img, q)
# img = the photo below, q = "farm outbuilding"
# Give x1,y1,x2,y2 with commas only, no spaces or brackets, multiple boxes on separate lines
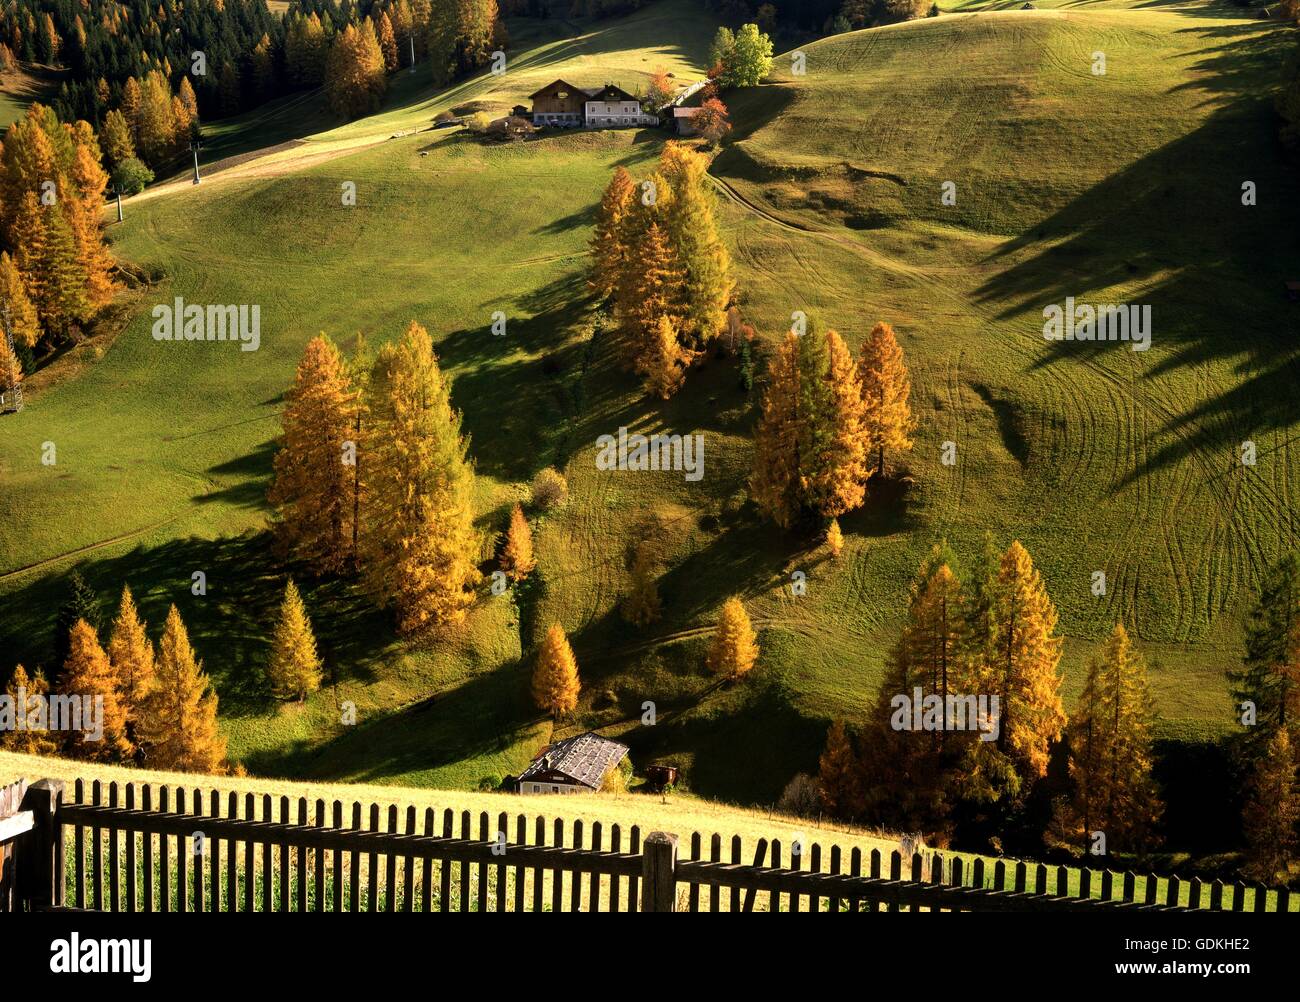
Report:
672,106,702,136
645,764,679,792
517,732,629,795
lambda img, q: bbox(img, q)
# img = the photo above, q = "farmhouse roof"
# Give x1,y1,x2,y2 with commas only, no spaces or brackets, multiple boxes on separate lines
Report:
588,83,637,103
672,107,701,118
518,732,629,789
527,79,589,100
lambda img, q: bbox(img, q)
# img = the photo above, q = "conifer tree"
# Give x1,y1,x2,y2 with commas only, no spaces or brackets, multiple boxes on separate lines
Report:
499,503,536,582
176,78,200,141
287,13,330,87
659,142,733,343
120,77,142,142
61,619,132,762
67,142,114,309
622,540,662,627
818,718,863,818
267,579,324,702
100,109,135,166
588,166,636,300
532,623,580,718
346,332,373,565
1229,553,1300,762
643,313,689,400
138,605,227,774
706,596,759,680
13,193,88,334
0,327,21,400
1056,623,1162,854
905,563,967,743
1,666,58,755
364,321,479,634
377,12,400,73
54,570,99,674
136,70,176,165
826,518,844,559
268,334,357,574
858,321,914,477
1241,726,1299,882
616,219,686,377
107,585,156,742
325,22,387,120
799,327,869,517
0,251,40,347
749,331,801,529
989,540,1066,782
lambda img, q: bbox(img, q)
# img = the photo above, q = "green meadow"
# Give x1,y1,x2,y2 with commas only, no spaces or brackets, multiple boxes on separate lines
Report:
1,1,1297,811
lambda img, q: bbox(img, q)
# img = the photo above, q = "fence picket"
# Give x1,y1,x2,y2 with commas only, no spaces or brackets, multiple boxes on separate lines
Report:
28,776,1294,916
142,785,153,914
497,812,510,913
514,814,527,913
388,805,400,913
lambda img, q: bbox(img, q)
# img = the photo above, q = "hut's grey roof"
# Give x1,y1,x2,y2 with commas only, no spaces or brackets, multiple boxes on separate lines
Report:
519,732,629,789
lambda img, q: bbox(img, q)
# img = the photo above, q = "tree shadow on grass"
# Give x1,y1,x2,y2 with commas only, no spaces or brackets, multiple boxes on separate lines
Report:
257,646,540,784
0,532,400,720
971,35,1300,488
193,438,277,510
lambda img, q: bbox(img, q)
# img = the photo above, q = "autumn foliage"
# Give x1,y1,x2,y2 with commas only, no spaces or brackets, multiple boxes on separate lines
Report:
532,623,581,718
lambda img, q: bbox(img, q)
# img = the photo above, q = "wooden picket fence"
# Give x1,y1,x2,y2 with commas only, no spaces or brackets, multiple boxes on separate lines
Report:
2,777,1296,913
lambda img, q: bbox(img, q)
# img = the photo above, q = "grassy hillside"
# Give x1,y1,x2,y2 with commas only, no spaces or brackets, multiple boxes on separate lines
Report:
1,3,1296,811
0,62,62,127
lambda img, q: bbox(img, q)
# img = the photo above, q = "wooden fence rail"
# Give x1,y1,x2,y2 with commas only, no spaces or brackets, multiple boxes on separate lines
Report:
0,777,1295,913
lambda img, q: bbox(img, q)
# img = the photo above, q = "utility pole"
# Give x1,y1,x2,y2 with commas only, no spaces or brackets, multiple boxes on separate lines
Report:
189,138,203,185
115,187,124,223
409,34,416,73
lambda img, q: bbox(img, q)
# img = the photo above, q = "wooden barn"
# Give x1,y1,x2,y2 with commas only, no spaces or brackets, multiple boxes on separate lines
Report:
517,732,629,795
528,79,587,127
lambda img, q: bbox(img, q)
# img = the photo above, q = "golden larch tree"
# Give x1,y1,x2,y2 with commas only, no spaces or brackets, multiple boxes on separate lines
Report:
0,251,41,347
990,540,1066,782
799,328,869,517
532,623,581,718
706,596,759,680
826,518,844,559
818,718,863,818
859,321,914,477
364,321,479,634
1241,726,1299,882
1,666,58,755
267,579,324,702
138,605,227,774
377,11,400,72
659,142,734,343
107,585,156,747
749,331,801,529
617,220,687,378
643,313,690,400
588,166,636,300
268,334,358,574
325,21,387,120
1056,623,1162,854
61,619,132,762
499,503,537,582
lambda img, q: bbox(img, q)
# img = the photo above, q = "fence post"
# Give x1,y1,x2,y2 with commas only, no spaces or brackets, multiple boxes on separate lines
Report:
20,779,65,910
641,831,678,912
